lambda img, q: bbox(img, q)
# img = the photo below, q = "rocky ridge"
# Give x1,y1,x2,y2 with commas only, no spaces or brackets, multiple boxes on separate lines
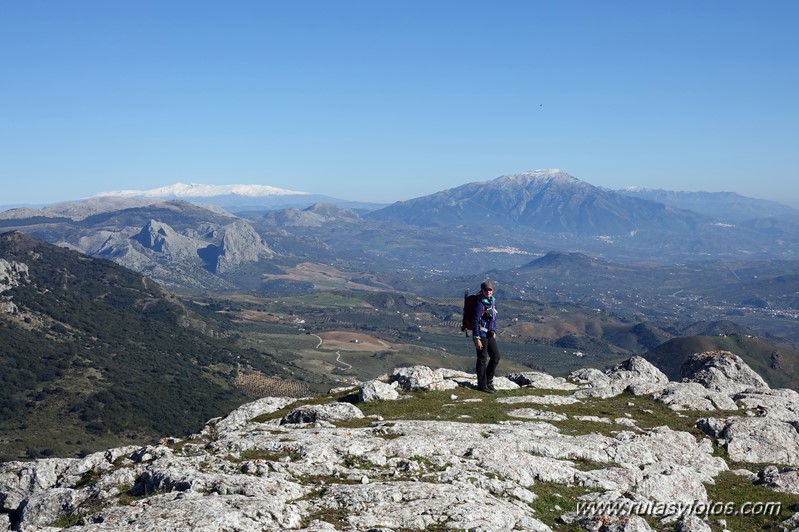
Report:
2,201,274,290
1,352,798,531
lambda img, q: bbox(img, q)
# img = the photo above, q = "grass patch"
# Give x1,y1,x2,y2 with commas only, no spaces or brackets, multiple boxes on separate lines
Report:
344,387,745,442
298,507,350,529
74,468,101,489
546,391,741,437
236,447,301,463
49,511,90,528
249,386,748,445
528,481,603,531
703,471,798,531
353,388,518,424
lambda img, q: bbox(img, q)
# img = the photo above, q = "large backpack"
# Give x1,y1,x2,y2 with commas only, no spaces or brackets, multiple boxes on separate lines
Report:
461,290,480,335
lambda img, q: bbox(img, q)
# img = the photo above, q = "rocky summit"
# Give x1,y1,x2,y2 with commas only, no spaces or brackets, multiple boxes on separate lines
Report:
2,352,799,531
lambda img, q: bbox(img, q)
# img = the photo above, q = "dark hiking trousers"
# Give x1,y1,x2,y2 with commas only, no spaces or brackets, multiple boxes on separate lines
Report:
475,336,501,388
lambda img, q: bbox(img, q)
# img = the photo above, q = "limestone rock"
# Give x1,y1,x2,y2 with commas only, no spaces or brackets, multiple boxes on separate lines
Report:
734,388,799,422
681,351,769,394
359,380,400,402
571,356,668,398
698,416,799,465
654,382,738,411
0,258,28,314
389,365,458,391
215,219,273,273
0,258,29,293
280,402,365,424
781,511,799,532
506,371,580,391
676,515,712,532
756,465,799,494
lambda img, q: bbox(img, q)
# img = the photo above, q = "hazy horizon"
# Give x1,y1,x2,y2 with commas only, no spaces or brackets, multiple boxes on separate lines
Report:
3,172,798,212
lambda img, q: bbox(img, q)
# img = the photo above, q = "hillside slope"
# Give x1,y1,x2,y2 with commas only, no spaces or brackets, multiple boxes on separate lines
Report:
0,231,296,461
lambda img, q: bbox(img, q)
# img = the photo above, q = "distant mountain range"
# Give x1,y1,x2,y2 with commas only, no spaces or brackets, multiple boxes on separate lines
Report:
617,187,799,222
0,170,799,261
2,168,798,309
366,170,709,235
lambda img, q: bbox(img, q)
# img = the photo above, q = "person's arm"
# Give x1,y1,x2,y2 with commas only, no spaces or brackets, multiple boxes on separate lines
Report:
472,299,484,347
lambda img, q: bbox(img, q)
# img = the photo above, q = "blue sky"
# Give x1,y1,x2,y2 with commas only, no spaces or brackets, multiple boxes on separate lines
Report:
2,1,797,207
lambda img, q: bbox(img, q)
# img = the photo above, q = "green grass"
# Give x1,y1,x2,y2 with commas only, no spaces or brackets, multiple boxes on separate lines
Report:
252,387,746,441
528,482,603,531
703,471,798,532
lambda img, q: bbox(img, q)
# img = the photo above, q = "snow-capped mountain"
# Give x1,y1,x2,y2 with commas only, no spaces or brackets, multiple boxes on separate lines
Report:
366,169,706,235
93,183,386,213
94,183,310,199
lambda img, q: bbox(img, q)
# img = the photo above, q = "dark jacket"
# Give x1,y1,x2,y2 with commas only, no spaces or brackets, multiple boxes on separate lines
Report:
471,295,497,338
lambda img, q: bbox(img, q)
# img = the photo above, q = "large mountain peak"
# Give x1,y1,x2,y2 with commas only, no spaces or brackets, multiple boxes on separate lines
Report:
367,169,692,236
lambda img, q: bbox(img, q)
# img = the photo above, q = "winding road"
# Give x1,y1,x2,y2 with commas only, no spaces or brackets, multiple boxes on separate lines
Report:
309,333,352,369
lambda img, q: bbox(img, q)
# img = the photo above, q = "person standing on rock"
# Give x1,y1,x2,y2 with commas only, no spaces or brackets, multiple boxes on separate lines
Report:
472,280,501,393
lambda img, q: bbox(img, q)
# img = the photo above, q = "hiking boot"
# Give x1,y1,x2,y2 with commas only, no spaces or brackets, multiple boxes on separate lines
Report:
486,382,496,392
477,386,494,394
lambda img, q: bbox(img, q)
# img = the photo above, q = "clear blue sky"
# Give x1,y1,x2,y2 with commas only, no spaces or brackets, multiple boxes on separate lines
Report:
2,1,797,207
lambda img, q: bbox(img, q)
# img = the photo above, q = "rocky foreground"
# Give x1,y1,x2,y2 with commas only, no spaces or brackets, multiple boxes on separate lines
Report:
2,352,799,531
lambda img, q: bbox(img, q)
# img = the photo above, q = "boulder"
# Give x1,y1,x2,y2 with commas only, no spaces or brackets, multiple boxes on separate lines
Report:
389,365,458,391
654,382,738,411
359,380,400,402
281,402,365,424
698,417,799,465
756,465,799,494
571,356,669,398
681,351,769,394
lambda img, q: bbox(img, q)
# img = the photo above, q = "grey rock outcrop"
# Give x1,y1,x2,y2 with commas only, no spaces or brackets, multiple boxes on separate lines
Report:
756,465,799,494
0,259,28,293
0,258,28,313
133,220,200,261
698,416,799,465
85,220,236,290
569,356,668,398
506,371,580,391
1,352,797,531
735,388,799,422
653,381,739,411
280,402,364,425
681,351,769,394
358,380,400,402
215,219,273,273
388,365,460,391
388,365,519,392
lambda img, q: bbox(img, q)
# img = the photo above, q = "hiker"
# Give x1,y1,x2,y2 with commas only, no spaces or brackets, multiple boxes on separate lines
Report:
472,280,501,393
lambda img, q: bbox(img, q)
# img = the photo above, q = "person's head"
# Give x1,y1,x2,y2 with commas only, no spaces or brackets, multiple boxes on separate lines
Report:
480,280,494,296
